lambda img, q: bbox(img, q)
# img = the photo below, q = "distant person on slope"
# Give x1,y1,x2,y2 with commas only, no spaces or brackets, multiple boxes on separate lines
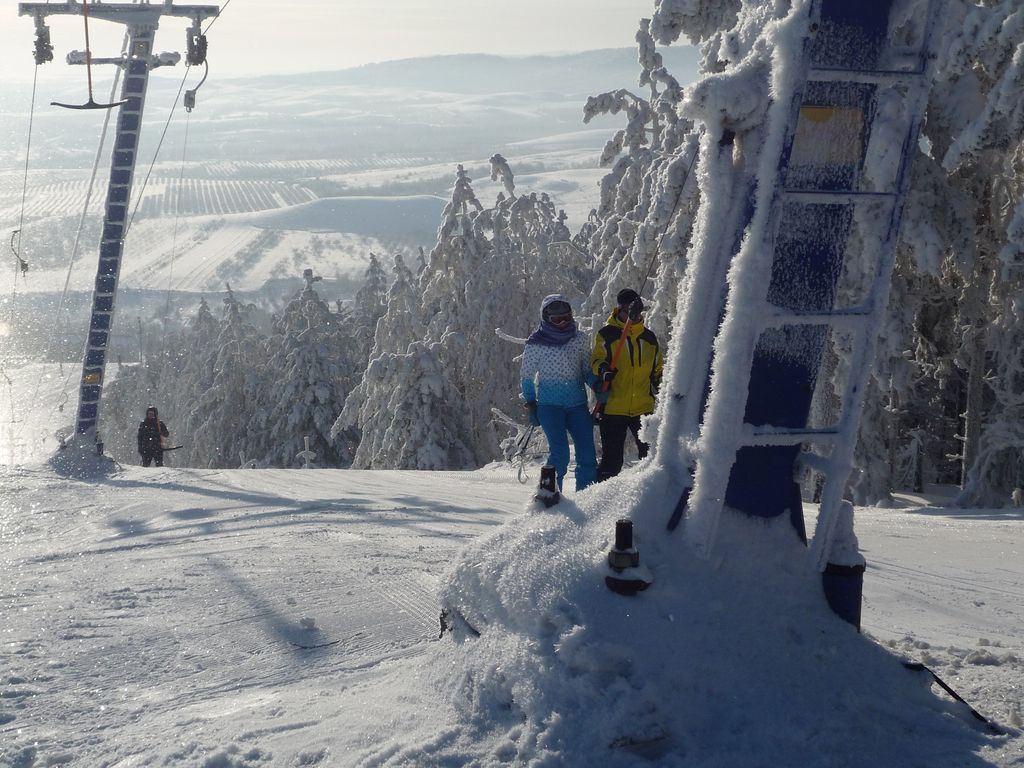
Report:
137,406,170,467
520,294,597,492
591,288,663,482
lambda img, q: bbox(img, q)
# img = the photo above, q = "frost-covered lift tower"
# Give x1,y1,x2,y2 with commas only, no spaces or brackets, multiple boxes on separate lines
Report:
664,0,944,625
18,0,219,457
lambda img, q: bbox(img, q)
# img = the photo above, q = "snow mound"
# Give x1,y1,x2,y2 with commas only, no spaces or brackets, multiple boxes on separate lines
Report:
429,473,1002,767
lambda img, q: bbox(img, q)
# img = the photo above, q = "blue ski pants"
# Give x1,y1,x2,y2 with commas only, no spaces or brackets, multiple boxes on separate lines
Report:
537,402,597,492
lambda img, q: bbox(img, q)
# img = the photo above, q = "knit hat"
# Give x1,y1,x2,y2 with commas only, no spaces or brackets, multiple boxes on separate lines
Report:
616,288,640,307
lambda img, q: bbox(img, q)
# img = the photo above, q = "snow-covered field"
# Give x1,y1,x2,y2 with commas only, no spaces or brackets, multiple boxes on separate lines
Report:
1,158,604,296
0,461,1020,767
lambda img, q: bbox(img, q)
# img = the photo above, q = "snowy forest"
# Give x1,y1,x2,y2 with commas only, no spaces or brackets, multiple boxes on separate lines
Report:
102,0,1024,512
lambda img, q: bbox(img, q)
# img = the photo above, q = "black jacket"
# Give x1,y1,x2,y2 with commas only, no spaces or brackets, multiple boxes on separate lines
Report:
137,417,169,455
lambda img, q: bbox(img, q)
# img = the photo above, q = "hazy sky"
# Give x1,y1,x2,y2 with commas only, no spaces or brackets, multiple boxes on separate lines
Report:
3,0,658,81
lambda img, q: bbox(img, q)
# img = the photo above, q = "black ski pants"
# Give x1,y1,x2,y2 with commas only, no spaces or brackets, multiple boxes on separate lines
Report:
597,414,648,482
141,450,164,467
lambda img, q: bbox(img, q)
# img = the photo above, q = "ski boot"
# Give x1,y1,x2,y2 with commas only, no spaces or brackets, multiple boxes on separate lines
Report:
535,464,560,508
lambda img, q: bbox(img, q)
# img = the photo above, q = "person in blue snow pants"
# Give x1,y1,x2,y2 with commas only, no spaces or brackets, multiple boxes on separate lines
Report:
520,294,597,492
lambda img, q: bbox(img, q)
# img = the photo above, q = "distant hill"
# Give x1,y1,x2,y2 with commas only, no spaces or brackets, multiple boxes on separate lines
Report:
1,47,701,169
227,47,702,96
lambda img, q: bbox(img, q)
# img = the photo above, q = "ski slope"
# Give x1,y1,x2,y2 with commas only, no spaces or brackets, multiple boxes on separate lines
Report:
0,464,1021,767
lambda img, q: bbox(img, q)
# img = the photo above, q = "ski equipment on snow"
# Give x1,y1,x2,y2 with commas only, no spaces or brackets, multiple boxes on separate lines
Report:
514,423,536,483
904,662,1001,734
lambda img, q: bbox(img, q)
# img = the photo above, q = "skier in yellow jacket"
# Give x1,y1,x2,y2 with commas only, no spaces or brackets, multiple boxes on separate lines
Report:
590,289,663,482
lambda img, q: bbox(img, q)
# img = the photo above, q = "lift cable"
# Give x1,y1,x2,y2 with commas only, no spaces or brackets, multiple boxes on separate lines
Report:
127,0,224,239
6,33,51,433
203,0,232,34
10,53,42,311
160,106,192,366
124,67,192,239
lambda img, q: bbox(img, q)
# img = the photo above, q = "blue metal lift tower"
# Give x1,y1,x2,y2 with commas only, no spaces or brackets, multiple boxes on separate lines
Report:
19,0,219,459
663,0,945,626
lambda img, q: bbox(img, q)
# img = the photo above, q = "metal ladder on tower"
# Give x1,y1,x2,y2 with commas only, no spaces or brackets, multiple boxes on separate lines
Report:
678,0,946,575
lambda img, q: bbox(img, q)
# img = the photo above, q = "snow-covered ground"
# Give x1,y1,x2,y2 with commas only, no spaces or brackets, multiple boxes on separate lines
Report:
0,461,1020,767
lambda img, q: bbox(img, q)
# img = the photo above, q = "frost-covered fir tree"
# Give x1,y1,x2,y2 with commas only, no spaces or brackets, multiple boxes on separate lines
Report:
185,287,266,468
341,339,475,470
350,253,389,368
888,0,1024,505
958,147,1024,505
372,342,475,473
333,254,428,468
100,304,203,465
420,164,490,341
251,271,358,468
581,15,698,342
338,159,594,467
414,165,501,463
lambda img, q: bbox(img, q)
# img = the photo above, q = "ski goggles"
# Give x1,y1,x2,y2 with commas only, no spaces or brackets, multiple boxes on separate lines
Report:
543,301,572,324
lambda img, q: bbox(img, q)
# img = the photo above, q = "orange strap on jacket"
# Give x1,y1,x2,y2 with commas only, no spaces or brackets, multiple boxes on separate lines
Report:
593,316,633,417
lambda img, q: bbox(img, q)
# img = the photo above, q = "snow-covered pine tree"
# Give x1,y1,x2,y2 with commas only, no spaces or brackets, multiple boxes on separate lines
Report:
372,254,424,357
413,165,494,461
346,339,475,470
185,286,266,468
340,158,596,467
350,253,389,368
581,16,699,343
100,305,199,465
252,271,358,468
336,335,474,470
420,164,489,341
958,148,1024,505
332,253,429,468
890,0,1024,505
159,297,220,465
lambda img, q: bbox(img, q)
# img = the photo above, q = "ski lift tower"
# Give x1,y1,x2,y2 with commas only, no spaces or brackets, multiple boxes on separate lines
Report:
19,0,219,457
659,0,944,627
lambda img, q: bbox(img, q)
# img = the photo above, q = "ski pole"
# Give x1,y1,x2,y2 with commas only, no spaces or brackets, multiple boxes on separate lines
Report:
514,424,536,483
